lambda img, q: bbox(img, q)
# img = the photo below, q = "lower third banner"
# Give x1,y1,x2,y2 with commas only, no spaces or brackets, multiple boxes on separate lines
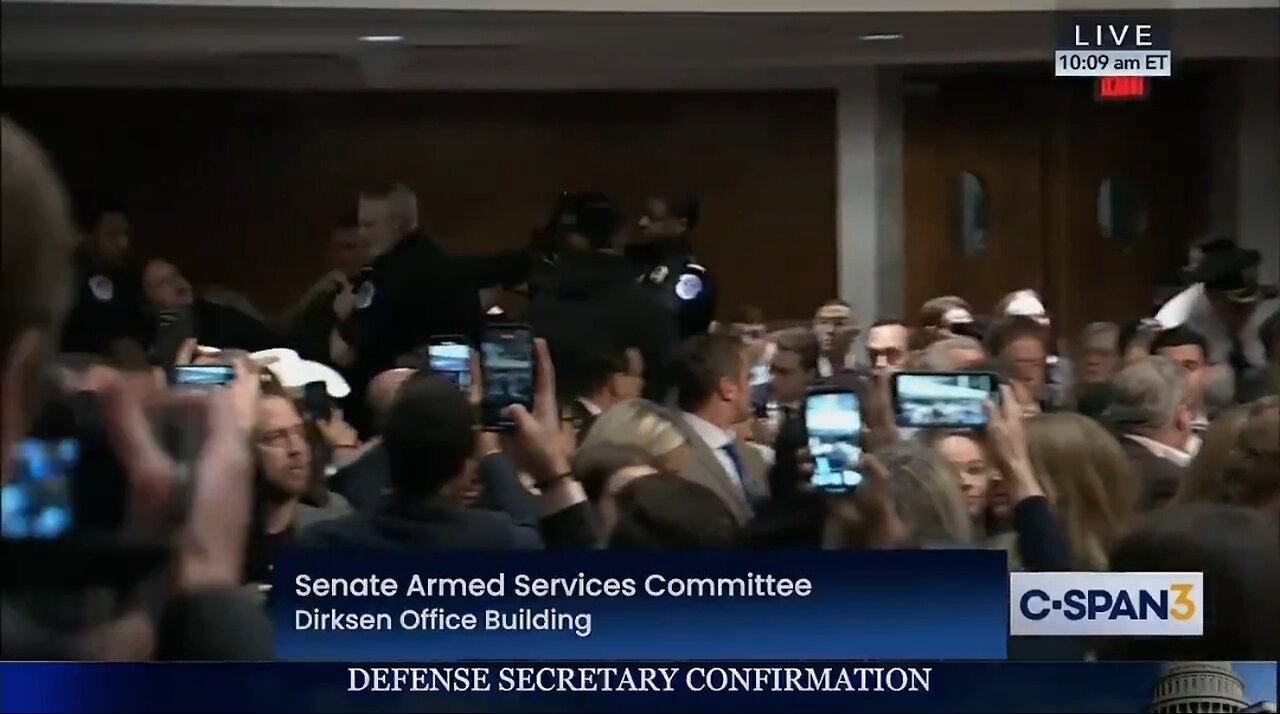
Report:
2,661,1275,713
272,549,1009,660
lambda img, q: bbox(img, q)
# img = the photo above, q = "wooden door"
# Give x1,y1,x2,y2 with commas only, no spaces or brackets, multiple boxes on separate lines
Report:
903,82,1048,321
903,68,1212,335
1044,77,1211,334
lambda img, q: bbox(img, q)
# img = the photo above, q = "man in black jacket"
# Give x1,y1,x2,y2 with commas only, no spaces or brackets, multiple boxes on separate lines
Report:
527,193,679,403
333,183,485,434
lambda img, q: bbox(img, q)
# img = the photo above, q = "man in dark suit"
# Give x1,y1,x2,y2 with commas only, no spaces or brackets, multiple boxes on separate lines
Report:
1104,356,1195,510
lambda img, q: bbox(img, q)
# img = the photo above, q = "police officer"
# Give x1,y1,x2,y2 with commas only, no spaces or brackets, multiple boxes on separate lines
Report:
60,200,148,364
629,193,716,339
527,193,678,403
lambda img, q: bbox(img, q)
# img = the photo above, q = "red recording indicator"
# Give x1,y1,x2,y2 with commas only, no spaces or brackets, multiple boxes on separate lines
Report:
1095,76,1149,101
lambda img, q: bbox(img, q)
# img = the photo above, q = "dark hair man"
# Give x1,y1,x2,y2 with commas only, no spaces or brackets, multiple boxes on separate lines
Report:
630,193,716,338
140,258,284,360
561,345,645,443
986,315,1050,414
59,198,148,364
527,193,678,402
812,299,857,378
1151,326,1212,427
866,318,911,374
672,334,769,525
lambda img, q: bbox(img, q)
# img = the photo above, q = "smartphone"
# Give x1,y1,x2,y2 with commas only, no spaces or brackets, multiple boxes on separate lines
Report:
891,371,1001,429
804,388,863,494
168,364,235,388
480,324,534,431
426,336,472,393
4,392,127,540
2,438,78,539
2,392,171,586
302,380,332,421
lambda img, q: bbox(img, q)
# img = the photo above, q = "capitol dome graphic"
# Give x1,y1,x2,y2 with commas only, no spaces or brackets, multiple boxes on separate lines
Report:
1146,663,1275,713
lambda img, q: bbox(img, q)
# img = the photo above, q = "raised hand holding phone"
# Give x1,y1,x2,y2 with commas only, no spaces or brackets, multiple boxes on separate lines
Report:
983,385,1043,503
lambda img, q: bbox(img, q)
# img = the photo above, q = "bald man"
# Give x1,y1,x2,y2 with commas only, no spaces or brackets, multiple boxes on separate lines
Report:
329,367,415,510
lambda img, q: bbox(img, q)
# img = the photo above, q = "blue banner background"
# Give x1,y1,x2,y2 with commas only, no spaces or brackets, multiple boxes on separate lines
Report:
272,549,1008,660
2,661,1275,713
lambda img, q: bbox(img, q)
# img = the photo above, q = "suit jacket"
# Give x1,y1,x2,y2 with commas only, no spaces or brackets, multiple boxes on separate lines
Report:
1118,436,1186,511
672,412,770,526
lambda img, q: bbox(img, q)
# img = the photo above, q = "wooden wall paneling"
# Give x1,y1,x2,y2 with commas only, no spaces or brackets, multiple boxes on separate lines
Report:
2,90,837,321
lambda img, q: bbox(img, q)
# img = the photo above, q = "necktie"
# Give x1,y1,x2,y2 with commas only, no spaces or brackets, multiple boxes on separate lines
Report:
720,441,760,507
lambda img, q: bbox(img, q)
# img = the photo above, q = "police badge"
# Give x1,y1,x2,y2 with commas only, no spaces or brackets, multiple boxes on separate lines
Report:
648,265,669,284
88,275,114,302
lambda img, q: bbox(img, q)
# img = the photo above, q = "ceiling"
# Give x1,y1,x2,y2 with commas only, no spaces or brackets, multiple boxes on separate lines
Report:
2,3,1277,89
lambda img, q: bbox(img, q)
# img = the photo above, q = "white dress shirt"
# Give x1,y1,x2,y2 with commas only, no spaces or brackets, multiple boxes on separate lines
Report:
1158,284,1280,369
1123,433,1192,468
682,412,745,494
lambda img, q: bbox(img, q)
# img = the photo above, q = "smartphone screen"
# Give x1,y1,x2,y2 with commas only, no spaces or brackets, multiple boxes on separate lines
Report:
804,390,863,494
169,364,235,388
892,371,1000,429
428,338,472,393
2,438,77,539
480,324,534,431
302,381,332,421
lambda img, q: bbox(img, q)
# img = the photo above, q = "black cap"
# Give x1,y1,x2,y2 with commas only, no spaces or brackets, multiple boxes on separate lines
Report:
1188,246,1263,303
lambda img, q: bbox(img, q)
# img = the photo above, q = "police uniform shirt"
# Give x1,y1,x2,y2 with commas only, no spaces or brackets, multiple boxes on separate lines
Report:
60,261,146,356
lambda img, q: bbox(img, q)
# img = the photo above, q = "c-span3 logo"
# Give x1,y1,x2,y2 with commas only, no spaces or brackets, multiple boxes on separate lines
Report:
1010,572,1203,637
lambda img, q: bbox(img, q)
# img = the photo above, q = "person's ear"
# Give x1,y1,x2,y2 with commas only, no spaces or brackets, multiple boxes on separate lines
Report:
1,330,50,485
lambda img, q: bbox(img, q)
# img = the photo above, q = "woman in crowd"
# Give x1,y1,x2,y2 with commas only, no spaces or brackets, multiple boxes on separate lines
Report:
1176,397,1279,513
1024,413,1139,571
1174,403,1249,505
922,430,996,538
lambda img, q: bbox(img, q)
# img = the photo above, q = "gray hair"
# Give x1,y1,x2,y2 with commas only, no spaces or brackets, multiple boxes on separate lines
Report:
360,183,419,232
920,336,985,371
1,118,77,361
1079,321,1120,351
875,440,973,546
579,399,687,461
1106,356,1188,431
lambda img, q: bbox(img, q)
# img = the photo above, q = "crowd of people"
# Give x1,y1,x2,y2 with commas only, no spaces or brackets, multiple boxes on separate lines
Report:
1,116,1277,663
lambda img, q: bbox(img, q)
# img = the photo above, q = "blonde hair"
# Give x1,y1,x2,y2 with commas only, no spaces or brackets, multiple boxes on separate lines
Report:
578,399,687,462
1176,404,1250,505
877,440,973,546
1026,413,1140,570
1180,398,1280,510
